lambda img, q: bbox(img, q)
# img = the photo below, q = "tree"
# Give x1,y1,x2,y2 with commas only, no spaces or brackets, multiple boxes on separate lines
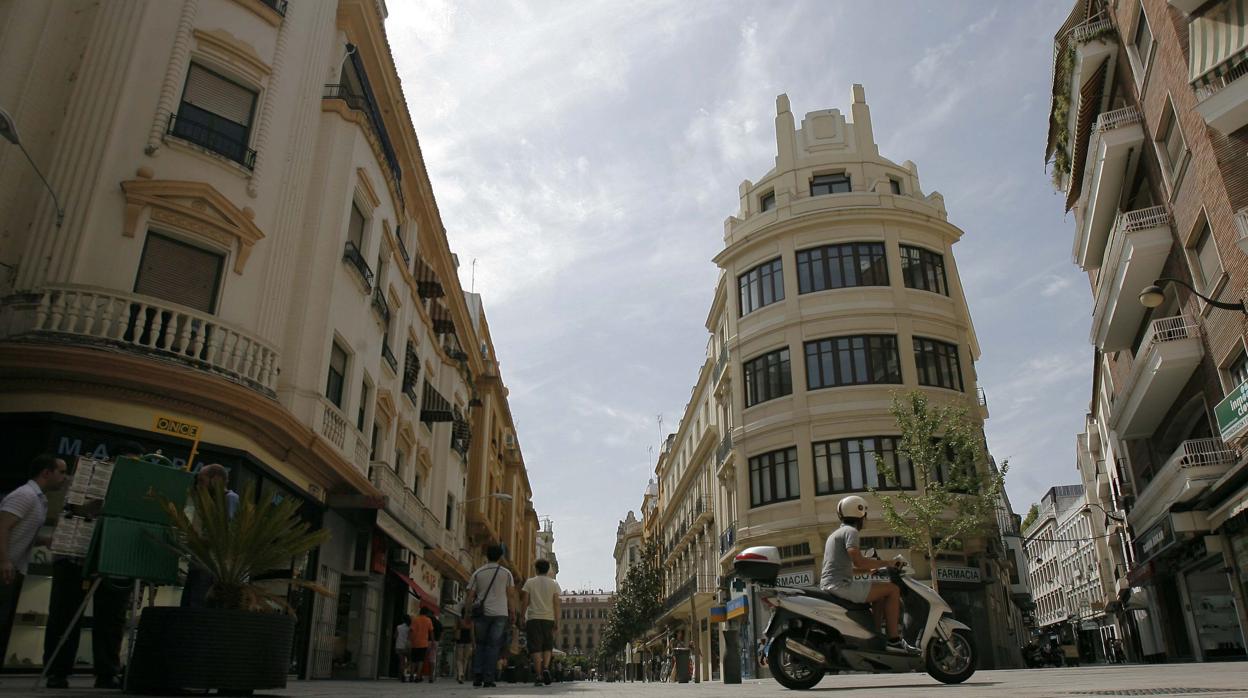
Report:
872,390,1007,592
601,537,662,657
1021,503,1040,532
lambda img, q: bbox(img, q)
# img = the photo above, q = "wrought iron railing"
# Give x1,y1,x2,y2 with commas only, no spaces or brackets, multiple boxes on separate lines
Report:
371,286,391,326
381,340,398,373
342,240,374,291
719,521,737,556
166,111,256,169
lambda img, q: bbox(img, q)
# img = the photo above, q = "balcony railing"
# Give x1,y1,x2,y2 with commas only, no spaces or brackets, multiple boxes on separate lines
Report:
1196,57,1248,102
381,341,398,373
1095,105,1142,133
716,431,734,467
319,398,368,474
1112,315,1199,417
713,344,728,382
31,284,279,392
371,464,438,543
342,241,374,291
1132,438,1236,528
1115,205,1171,233
371,286,391,326
663,574,716,612
1071,18,1113,44
719,521,737,556
166,111,256,170
322,83,403,194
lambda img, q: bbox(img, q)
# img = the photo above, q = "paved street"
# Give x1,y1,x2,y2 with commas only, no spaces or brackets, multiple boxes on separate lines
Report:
2,664,1246,697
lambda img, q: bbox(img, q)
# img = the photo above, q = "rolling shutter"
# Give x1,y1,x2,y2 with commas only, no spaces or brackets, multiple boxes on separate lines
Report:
134,233,224,313
182,64,256,126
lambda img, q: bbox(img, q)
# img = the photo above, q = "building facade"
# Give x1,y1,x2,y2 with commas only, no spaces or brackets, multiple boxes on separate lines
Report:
0,0,537,679
613,511,643,589
1045,0,1248,662
557,591,615,658
644,85,1020,678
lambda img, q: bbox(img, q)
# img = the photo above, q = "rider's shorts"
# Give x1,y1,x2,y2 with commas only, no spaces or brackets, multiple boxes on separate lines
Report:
823,579,873,603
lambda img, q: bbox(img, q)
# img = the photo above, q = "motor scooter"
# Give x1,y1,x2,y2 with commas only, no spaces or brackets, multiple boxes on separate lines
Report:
735,545,977,690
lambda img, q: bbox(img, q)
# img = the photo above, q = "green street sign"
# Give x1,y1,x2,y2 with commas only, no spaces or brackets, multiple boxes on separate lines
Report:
1215,379,1248,442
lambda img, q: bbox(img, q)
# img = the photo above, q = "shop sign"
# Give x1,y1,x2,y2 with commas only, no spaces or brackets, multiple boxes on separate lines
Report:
725,595,748,620
776,568,814,587
1215,379,1248,442
411,554,440,591
935,566,981,584
1134,518,1173,563
709,606,727,623
153,415,201,439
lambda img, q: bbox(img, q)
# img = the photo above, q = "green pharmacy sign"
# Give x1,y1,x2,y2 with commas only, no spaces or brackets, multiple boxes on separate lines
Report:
1215,380,1248,442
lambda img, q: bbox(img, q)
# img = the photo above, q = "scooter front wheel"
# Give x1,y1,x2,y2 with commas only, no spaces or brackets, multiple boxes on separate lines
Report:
767,631,825,690
926,629,976,684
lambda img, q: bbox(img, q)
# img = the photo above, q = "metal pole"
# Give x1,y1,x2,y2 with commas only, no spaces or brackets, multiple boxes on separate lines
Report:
37,577,102,690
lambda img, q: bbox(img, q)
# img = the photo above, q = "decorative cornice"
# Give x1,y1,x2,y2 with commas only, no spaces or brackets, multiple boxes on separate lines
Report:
193,28,271,83
121,178,265,274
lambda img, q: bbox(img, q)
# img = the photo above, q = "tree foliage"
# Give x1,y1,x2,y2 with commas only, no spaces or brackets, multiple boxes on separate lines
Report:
872,390,1007,590
1021,503,1040,532
601,537,662,657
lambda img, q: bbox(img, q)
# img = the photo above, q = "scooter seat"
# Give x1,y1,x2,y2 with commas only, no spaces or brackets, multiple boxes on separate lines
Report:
797,587,872,612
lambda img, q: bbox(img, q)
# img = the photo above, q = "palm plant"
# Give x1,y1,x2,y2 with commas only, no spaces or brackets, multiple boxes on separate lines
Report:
161,482,330,613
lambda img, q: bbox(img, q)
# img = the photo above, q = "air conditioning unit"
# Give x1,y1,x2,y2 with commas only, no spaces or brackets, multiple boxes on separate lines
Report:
441,579,463,605
390,548,411,566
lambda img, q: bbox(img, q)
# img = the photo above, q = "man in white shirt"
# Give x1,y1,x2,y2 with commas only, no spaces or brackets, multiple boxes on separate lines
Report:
519,558,560,686
394,616,411,682
464,543,515,688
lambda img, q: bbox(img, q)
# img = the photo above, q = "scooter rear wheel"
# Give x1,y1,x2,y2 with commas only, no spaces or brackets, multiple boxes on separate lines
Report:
925,629,976,684
768,631,825,691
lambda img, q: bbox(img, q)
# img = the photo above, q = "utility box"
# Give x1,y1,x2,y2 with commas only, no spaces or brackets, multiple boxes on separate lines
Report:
85,516,180,584
675,647,691,683
100,456,193,523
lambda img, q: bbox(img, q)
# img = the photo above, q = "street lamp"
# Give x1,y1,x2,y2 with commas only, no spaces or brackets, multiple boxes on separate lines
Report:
1139,277,1248,315
0,107,65,227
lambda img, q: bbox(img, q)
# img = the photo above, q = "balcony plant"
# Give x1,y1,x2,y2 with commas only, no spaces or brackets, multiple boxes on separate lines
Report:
127,483,330,694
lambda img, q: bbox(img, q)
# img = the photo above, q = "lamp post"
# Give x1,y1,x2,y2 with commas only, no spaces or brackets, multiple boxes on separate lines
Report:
1139,277,1248,315
0,107,65,227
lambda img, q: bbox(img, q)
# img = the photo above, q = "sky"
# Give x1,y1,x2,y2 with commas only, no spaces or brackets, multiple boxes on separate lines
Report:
385,1,1091,591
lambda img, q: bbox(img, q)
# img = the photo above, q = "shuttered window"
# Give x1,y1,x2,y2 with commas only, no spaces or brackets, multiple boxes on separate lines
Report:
348,203,366,248
133,233,224,313
174,64,258,167
182,64,255,126
326,342,348,408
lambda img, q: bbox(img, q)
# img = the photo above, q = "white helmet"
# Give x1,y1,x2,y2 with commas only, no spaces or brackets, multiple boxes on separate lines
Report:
837,495,868,520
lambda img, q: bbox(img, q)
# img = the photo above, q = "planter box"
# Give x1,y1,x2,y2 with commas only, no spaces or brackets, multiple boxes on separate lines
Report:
127,607,294,693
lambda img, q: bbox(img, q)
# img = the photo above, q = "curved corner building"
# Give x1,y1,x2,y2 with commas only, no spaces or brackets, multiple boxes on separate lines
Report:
652,85,1022,681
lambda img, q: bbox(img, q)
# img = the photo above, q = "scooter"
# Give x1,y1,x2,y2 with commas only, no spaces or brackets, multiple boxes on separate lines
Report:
734,545,977,690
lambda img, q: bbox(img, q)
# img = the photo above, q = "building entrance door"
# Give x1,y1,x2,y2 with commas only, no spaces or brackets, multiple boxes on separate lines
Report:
1185,557,1246,660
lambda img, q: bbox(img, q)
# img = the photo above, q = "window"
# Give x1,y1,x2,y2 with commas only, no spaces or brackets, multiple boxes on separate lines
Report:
743,348,792,407
913,337,964,391
814,436,914,494
394,446,405,475
133,233,225,313
796,242,888,293
446,495,455,531
811,173,852,196
347,203,366,249
1158,103,1188,190
1132,6,1153,73
805,335,901,389
1190,219,1223,294
889,177,903,195
413,470,421,499
369,422,380,460
737,257,785,316
1229,350,1248,388
356,380,370,431
173,64,258,168
900,245,949,295
760,191,776,212
749,447,800,507
326,341,348,408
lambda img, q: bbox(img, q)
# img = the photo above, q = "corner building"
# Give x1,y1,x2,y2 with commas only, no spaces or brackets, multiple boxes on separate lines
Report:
652,85,1019,680
0,0,537,679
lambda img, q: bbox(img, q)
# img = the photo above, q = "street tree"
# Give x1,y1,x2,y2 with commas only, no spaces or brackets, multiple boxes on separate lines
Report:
1021,503,1040,531
601,537,662,657
872,390,1007,592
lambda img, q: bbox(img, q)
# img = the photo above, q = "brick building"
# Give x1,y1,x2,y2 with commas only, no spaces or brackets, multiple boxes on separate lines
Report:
1045,0,1248,663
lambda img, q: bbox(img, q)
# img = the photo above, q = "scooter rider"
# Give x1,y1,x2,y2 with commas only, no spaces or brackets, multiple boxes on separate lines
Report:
820,495,917,653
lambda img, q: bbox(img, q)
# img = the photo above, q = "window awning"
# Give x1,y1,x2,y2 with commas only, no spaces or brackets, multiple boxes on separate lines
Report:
390,567,440,615
1190,0,1248,85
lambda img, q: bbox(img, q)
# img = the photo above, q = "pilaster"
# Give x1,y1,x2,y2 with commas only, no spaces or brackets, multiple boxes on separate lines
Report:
145,0,198,156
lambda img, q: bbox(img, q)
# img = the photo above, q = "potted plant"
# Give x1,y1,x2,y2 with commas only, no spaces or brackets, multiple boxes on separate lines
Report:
126,483,329,695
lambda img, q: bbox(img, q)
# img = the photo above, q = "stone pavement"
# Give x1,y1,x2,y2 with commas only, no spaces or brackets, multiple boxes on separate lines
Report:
1,664,1245,697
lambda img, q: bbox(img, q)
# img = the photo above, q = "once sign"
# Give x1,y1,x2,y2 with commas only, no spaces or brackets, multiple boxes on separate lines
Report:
935,566,981,584
154,415,200,439
1215,379,1248,442
777,569,814,587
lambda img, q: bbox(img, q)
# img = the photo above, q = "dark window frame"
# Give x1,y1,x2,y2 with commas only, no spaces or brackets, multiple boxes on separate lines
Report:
900,244,949,296
326,341,349,408
913,337,964,392
743,347,793,407
888,177,903,195
749,447,800,507
810,172,852,196
737,257,785,316
760,190,776,212
813,436,916,495
805,334,902,390
172,63,259,168
796,242,888,294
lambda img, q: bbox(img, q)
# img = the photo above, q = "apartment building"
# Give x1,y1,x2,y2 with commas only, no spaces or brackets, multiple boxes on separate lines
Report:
0,0,536,679
1045,0,1248,662
613,510,643,589
557,590,615,657
645,85,1021,678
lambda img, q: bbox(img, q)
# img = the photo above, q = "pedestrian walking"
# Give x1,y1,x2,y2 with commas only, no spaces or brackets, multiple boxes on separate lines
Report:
519,558,560,686
408,610,434,682
454,613,473,683
0,455,67,652
394,615,410,681
464,543,515,688
43,441,144,690
422,608,442,683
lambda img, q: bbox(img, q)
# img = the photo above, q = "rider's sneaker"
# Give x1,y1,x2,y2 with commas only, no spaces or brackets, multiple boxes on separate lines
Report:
886,637,919,653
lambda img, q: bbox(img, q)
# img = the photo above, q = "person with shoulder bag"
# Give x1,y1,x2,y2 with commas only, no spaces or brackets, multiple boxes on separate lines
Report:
463,544,515,688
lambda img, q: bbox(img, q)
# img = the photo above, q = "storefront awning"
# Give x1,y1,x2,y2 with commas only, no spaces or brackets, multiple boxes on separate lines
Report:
1190,0,1248,85
390,568,439,615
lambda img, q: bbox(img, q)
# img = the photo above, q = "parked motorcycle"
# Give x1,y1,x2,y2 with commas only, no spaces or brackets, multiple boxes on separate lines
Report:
1022,641,1063,668
735,545,977,690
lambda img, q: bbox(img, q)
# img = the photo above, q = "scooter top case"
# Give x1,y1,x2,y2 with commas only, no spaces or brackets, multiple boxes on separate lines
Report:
734,546,780,584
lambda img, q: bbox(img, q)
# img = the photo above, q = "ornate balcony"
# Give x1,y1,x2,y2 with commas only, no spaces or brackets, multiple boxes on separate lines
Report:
342,240,374,292
28,284,279,394
381,340,398,374
371,286,391,326
370,463,440,547
1073,107,1144,270
1128,438,1235,532
1090,206,1172,351
319,397,369,476
1109,315,1203,439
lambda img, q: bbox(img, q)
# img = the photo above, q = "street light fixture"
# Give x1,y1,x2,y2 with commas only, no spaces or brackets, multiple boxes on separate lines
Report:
1139,277,1248,315
0,107,65,227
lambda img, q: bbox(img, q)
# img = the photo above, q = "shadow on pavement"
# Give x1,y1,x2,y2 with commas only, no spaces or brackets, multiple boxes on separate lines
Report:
810,681,1001,692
